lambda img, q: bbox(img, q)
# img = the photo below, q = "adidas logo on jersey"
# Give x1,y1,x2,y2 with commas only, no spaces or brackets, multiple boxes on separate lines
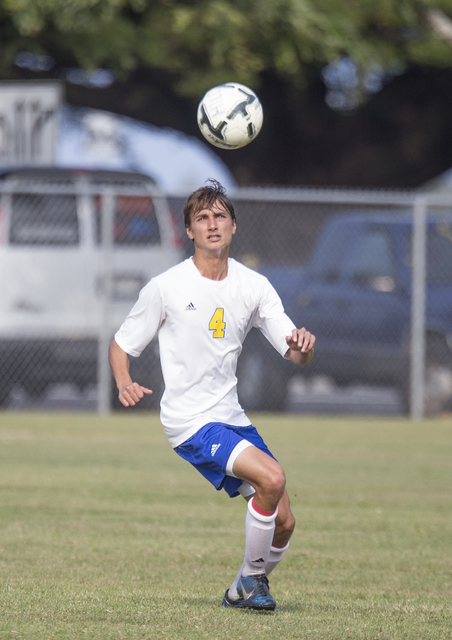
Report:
185,302,196,310
211,443,221,457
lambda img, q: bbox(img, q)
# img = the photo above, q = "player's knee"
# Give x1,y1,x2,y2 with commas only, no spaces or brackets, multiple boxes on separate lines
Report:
261,466,286,501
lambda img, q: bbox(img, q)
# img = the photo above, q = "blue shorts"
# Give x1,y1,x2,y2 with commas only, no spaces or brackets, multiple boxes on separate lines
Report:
174,422,276,498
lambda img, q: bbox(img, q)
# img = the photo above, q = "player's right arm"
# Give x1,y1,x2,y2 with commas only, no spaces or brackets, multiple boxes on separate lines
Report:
108,339,153,407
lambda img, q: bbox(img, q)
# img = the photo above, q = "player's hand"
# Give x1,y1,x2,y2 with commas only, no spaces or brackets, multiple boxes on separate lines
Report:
286,327,315,365
118,382,153,407
286,327,315,352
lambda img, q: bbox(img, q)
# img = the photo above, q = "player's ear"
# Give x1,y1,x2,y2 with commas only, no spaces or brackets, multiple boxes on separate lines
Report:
186,225,194,241
232,219,237,234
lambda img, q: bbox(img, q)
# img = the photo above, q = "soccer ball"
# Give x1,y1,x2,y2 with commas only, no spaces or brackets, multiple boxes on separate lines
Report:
197,83,263,150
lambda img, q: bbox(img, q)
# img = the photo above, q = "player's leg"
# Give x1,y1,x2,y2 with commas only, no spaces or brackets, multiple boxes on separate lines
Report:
225,487,295,605
266,489,295,576
224,494,278,609
173,421,292,610
233,444,287,583
273,488,295,548
232,443,286,512
227,489,295,581
223,445,290,610
231,444,296,548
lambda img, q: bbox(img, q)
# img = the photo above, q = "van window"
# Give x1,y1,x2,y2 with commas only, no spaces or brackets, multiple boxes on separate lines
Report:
10,194,79,245
95,195,160,245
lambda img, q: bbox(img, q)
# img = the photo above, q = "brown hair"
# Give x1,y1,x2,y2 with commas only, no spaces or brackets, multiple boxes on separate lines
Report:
183,179,236,228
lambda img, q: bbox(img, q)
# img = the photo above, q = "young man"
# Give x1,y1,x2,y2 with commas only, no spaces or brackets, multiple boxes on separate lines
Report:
109,180,315,611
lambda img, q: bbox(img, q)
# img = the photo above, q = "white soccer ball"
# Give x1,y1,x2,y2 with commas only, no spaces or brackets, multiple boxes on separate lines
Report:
197,83,263,150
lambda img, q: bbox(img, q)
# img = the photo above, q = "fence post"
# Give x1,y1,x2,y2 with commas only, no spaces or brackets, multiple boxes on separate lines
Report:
410,195,428,420
97,189,114,415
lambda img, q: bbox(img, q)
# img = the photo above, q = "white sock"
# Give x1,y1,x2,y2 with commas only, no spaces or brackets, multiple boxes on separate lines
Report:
227,498,278,600
265,541,290,576
242,497,278,576
228,498,278,600
227,563,244,601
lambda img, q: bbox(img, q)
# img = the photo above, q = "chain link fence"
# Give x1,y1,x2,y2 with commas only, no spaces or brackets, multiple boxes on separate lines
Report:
1,169,452,418
0,169,182,414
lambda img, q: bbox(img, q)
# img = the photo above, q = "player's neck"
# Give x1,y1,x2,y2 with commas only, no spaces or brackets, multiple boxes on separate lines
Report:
192,251,229,281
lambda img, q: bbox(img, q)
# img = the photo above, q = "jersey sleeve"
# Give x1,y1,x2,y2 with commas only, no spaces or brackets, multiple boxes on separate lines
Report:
253,277,296,358
114,279,165,357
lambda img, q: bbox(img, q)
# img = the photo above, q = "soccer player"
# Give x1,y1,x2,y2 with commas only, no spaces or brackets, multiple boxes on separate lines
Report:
109,179,315,611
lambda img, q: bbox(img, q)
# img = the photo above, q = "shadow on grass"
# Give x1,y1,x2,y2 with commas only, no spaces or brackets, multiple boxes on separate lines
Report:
177,594,288,614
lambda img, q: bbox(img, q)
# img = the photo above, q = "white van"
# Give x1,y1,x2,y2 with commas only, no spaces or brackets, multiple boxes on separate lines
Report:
0,168,184,407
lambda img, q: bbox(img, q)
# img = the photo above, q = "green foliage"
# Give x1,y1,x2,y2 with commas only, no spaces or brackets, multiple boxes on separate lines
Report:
0,412,451,639
1,0,452,95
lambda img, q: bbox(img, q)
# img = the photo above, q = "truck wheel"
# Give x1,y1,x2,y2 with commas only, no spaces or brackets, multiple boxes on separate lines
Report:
401,334,452,416
110,377,163,411
237,350,290,412
424,361,452,415
0,380,13,407
27,380,50,400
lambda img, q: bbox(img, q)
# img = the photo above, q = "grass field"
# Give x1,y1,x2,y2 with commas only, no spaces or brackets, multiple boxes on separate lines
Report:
0,411,451,640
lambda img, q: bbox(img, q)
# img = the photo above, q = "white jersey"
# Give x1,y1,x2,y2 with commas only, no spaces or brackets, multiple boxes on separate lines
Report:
114,257,295,448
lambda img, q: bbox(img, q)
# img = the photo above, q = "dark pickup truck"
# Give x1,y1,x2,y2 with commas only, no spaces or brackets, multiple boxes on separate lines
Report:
237,213,452,415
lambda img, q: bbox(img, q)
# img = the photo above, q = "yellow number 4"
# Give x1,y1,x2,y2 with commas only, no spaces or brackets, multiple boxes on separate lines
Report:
209,308,226,338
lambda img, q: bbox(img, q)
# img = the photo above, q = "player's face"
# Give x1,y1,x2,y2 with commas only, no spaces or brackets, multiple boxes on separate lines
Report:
186,202,236,253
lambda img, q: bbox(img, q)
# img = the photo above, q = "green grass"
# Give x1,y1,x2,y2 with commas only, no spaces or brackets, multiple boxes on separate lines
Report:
0,412,451,639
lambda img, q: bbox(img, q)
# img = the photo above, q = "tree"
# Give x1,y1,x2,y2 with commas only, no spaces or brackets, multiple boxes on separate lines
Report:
2,0,452,186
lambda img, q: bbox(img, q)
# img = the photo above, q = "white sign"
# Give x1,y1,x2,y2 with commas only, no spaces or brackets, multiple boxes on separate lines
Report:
0,81,63,167
82,111,122,160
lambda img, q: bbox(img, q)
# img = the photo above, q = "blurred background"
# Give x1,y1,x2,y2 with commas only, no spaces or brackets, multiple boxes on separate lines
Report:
2,0,452,419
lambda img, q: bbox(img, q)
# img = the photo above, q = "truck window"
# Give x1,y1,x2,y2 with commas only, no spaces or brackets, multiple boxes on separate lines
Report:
10,194,79,245
95,195,160,245
428,224,452,284
314,225,352,283
405,223,452,286
342,228,396,291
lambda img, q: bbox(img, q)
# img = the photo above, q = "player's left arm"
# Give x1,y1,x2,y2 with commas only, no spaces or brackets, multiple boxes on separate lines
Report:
285,327,315,366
